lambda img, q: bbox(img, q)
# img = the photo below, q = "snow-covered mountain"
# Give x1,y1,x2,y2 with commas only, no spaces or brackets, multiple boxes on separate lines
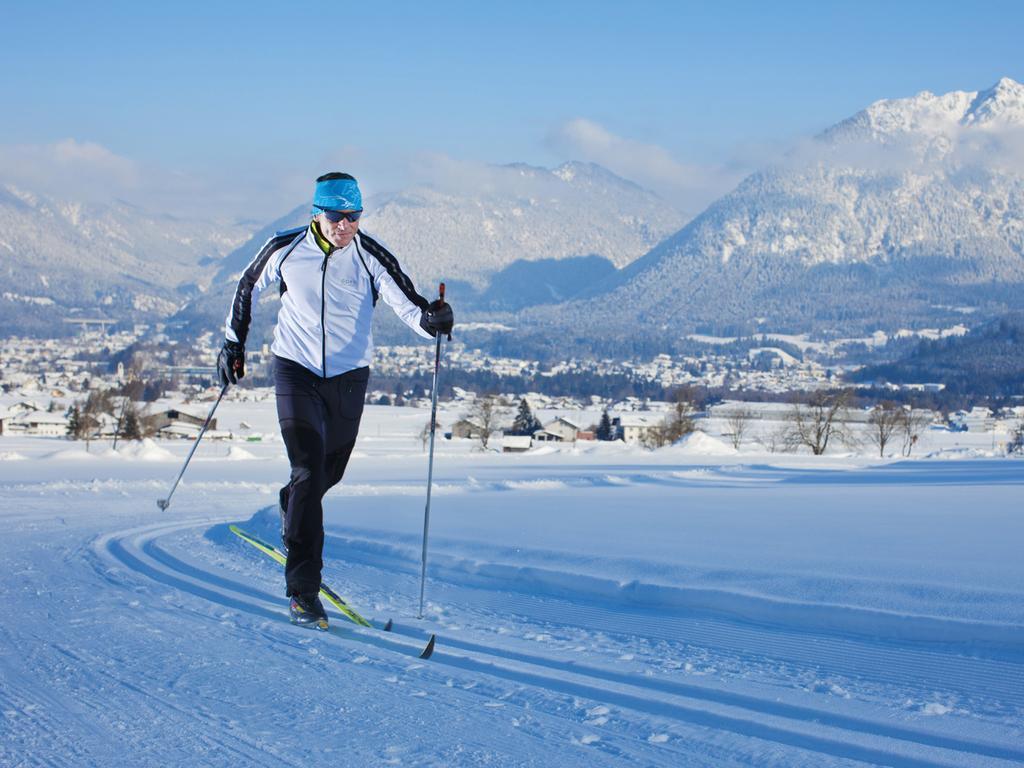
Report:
178,162,686,337
362,161,685,290
0,184,249,335
541,78,1024,343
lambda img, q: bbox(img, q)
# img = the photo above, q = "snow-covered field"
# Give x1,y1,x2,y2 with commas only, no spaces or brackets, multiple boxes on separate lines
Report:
1,403,1022,767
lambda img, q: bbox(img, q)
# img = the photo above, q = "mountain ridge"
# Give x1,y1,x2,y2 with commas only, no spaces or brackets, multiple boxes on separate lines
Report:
529,78,1024,347
0,184,248,335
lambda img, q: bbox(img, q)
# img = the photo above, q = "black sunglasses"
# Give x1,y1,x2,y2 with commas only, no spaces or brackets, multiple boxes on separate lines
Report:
316,206,362,223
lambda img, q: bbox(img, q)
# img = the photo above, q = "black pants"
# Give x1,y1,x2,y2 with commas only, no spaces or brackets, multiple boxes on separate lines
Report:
275,356,369,596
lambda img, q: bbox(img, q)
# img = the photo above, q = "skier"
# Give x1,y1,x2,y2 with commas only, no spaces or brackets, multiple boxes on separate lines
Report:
217,172,454,629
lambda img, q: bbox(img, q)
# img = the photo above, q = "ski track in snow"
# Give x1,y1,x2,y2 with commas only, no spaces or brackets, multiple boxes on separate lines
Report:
65,518,1024,766
1,455,1023,767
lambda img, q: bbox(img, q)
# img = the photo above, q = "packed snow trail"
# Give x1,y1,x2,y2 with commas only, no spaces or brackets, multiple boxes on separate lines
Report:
83,513,1024,767
1,442,1022,766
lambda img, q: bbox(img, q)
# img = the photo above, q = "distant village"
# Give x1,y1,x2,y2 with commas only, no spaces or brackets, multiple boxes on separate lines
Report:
1,325,1021,454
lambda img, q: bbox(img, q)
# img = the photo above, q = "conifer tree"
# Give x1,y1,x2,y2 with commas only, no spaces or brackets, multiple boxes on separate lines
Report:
122,407,142,441
511,398,541,436
66,405,81,439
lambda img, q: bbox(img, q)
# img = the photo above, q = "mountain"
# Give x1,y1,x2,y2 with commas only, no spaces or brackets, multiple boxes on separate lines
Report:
849,312,1024,398
177,161,686,339
534,78,1024,348
361,161,684,291
0,184,249,335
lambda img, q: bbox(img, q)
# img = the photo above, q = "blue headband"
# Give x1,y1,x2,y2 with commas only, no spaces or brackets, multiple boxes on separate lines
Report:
312,177,362,215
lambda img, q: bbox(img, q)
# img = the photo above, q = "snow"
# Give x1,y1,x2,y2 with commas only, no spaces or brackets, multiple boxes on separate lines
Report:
225,445,259,461
1,404,1022,766
120,437,177,461
669,430,737,455
42,447,98,460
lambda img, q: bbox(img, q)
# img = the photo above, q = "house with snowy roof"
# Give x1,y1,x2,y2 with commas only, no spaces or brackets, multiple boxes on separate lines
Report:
502,435,533,453
612,414,662,444
15,412,70,437
147,407,215,433
533,417,581,443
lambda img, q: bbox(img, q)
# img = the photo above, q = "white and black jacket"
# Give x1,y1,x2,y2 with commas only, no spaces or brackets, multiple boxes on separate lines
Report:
225,224,432,378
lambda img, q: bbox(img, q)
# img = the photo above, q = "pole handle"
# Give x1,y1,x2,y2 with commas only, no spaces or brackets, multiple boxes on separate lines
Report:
438,282,451,341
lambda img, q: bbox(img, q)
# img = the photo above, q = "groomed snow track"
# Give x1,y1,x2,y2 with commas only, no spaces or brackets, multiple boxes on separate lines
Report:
82,515,1024,768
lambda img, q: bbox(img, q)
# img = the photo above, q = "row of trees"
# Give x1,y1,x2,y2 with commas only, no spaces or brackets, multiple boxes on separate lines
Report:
728,391,934,457
66,388,156,447
448,388,951,457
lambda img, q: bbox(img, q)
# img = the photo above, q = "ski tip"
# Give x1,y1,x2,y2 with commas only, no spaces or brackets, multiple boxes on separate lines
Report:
382,618,393,632
419,634,437,660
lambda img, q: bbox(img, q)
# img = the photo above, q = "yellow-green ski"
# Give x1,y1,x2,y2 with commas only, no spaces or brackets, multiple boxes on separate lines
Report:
229,524,373,628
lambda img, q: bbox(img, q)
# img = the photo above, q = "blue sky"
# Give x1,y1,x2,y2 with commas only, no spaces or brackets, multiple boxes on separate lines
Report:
2,1,1022,218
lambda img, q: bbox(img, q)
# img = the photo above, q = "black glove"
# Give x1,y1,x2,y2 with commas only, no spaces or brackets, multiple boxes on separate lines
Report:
217,340,245,386
419,299,454,337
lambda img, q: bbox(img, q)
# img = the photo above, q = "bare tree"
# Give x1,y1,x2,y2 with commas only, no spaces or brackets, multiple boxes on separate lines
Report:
785,390,852,456
867,401,903,458
725,406,755,450
71,390,110,449
664,390,697,443
899,408,934,457
465,395,508,450
763,423,791,454
419,417,442,452
639,425,668,450
112,397,129,450
640,391,697,449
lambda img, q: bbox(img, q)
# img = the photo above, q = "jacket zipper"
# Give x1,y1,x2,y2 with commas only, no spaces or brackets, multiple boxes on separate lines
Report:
320,251,330,378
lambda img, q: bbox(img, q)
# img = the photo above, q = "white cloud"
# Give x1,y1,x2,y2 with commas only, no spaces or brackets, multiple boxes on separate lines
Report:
547,118,747,213
313,149,581,203
0,139,305,221
0,139,141,199
773,120,1024,180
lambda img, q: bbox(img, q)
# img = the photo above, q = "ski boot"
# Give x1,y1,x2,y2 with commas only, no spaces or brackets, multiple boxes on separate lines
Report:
289,593,328,631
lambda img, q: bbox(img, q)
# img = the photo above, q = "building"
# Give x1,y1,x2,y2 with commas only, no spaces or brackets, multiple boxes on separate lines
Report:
15,412,70,437
613,414,662,444
0,402,70,437
502,435,533,453
147,407,215,432
534,417,581,443
449,419,484,439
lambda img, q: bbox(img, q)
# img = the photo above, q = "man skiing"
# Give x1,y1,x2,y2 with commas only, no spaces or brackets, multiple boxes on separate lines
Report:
217,172,454,629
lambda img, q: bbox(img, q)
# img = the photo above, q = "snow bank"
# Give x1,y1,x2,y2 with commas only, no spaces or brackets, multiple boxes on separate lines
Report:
669,430,737,456
501,479,570,491
225,445,258,461
0,451,27,461
312,530,1024,653
119,438,176,461
925,447,999,460
527,445,560,456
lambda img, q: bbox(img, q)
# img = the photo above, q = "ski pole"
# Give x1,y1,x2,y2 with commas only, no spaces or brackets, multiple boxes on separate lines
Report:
418,282,448,619
157,382,228,511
